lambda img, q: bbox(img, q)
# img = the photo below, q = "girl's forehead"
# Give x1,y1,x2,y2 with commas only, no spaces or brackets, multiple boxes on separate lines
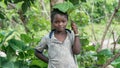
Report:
54,14,67,19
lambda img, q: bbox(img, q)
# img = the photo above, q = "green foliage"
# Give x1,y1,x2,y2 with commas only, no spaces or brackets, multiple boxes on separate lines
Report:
53,1,74,13
3,0,35,13
0,11,5,19
30,59,47,68
112,57,120,68
20,34,32,43
118,37,120,44
69,0,79,5
80,35,89,46
96,49,113,65
97,49,113,57
8,38,27,52
0,31,14,48
78,45,114,67
0,30,40,68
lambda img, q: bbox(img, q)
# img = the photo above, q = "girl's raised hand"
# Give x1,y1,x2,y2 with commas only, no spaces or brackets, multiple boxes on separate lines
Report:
71,21,78,34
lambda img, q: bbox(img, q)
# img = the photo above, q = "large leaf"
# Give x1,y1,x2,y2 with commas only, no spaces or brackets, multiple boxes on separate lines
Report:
0,31,14,48
53,1,74,13
22,1,30,13
8,38,26,52
97,49,113,57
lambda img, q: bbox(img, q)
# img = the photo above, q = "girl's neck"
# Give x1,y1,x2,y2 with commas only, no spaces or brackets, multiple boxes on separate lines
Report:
54,30,66,35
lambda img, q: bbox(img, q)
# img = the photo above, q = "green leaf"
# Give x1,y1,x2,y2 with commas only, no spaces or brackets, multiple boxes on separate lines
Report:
0,33,4,43
0,31,14,48
13,0,23,3
69,0,79,5
97,55,106,65
53,1,74,13
98,49,113,57
118,37,120,44
80,36,89,46
4,31,14,41
81,0,86,2
30,0,35,4
0,11,5,19
116,64,120,68
9,56,17,62
8,38,26,52
14,60,29,68
30,59,47,68
112,57,120,67
22,2,30,13
20,34,32,43
2,61,14,68
32,22,40,32
84,45,95,51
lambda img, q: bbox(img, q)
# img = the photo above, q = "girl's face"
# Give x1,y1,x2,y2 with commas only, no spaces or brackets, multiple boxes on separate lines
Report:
52,14,68,32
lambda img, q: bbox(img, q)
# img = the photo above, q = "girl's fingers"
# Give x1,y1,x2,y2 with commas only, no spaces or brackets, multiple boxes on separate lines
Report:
72,23,77,29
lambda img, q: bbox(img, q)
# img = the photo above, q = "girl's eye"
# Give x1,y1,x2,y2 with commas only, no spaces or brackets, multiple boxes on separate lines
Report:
62,20,66,23
55,21,59,23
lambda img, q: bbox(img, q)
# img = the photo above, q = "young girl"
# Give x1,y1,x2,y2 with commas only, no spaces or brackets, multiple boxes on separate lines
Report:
35,9,81,68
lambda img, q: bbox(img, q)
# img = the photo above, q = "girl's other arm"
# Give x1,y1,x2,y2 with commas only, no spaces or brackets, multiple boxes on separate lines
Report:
35,50,49,63
71,22,81,55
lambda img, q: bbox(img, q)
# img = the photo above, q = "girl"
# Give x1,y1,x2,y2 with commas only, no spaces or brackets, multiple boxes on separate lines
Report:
35,9,81,68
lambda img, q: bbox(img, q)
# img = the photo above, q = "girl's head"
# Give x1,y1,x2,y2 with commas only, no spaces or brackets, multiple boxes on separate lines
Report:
51,9,68,32
51,9,68,23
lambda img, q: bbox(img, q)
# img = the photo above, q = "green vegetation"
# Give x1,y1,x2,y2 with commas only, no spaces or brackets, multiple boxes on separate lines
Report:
0,0,120,68
84,23,120,41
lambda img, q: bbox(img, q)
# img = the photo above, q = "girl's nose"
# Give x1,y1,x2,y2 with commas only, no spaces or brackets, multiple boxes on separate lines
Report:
59,22,63,26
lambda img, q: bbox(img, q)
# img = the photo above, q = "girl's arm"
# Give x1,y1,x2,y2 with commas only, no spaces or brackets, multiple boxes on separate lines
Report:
35,50,49,63
71,22,81,55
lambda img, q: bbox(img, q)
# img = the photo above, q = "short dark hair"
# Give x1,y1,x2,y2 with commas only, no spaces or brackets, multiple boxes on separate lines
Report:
51,9,68,23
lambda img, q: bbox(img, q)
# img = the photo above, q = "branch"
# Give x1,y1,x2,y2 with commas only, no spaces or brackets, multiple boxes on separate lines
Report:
18,10,30,33
112,31,117,54
97,0,120,52
116,35,120,43
91,1,98,43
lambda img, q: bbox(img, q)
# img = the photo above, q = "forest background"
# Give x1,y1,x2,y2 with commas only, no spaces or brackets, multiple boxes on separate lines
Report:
0,0,120,68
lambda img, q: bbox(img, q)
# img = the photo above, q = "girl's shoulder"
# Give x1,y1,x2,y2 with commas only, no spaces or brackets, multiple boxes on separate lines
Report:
42,33,50,39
